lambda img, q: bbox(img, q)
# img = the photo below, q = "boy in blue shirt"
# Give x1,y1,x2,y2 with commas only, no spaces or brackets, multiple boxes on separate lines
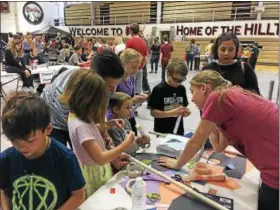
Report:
0,92,85,210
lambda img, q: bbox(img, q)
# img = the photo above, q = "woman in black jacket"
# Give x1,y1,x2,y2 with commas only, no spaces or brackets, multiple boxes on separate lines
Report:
202,32,261,95
4,40,34,91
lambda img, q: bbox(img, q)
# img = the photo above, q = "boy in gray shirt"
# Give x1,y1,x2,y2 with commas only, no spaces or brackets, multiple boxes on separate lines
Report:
107,92,150,155
68,45,86,66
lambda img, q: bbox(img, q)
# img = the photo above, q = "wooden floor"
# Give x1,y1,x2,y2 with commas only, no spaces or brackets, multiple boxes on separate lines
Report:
255,65,279,73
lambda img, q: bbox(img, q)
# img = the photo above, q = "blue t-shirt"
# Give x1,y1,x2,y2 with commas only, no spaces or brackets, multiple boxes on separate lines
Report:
0,138,85,209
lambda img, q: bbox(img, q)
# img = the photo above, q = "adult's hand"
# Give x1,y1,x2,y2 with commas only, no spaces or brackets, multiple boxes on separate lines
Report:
157,156,179,170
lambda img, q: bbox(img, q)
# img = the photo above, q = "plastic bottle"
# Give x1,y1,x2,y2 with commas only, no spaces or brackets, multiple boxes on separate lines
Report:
131,177,146,210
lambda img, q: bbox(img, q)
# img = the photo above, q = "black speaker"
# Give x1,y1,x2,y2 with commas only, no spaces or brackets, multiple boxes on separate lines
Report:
54,19,59,26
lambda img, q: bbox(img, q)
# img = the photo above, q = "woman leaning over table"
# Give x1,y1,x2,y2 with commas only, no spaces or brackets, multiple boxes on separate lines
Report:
158,70,279,210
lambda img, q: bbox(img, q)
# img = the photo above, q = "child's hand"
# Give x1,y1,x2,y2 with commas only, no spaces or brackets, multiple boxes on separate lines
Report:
136,135,151,148
182,107,191,117
104,137,115,150
170,106,187,117
111,153,130,170
107,119,125,129
124,130,135,146
133,94,148,104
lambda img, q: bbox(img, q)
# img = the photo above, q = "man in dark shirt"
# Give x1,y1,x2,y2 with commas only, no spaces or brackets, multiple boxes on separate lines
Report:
160,35,173,82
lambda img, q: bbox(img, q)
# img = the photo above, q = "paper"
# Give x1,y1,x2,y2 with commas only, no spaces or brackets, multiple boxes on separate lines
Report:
208,153,247,179
168,192,234,210
135,153,173,172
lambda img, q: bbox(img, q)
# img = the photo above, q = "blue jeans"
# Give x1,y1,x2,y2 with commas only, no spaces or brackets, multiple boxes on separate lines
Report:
151,55,159,72
161,63,168,82
187,54,194,70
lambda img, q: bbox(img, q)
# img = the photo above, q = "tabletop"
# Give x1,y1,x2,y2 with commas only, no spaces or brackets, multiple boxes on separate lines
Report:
78,134,260,210
28,64,79,75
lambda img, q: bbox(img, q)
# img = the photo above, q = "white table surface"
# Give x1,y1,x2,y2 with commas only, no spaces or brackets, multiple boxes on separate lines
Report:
79,134,260,210
29,64,79,75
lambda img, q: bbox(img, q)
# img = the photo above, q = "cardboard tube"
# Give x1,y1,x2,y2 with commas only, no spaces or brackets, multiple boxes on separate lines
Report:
129,155,228,210
173,116,182,134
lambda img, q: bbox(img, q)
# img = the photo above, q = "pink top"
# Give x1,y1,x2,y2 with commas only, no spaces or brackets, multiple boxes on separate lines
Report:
68,113,106,165
202,87,279,189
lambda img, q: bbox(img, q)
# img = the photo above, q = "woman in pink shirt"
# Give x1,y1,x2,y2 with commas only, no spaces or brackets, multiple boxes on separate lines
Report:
158,70,279,210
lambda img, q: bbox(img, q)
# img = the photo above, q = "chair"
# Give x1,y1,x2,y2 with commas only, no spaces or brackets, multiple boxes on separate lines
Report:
1,71,21,101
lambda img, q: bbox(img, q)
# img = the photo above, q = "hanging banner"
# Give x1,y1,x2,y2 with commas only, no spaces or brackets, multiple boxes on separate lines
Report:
58,20,279,38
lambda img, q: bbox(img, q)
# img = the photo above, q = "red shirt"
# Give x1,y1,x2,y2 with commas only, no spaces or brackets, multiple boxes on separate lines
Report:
126,36,148,69
202,87,279,189
160,43,173,65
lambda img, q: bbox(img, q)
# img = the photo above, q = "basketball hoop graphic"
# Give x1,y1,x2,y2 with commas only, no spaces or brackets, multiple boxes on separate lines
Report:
12,174,57,210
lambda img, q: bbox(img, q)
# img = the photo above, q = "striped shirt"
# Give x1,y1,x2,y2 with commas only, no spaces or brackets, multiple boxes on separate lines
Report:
41,69,76,131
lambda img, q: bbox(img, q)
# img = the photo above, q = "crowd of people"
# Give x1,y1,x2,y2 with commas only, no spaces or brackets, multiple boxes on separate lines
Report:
0,23,278,210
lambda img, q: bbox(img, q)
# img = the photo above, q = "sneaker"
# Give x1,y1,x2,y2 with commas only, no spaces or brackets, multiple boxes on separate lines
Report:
149,71,153,73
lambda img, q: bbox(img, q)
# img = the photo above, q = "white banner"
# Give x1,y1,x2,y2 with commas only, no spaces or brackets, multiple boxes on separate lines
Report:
58,20,279,38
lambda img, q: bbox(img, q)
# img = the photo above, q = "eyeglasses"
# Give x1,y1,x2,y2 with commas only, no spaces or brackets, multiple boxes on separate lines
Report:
170,74,186,84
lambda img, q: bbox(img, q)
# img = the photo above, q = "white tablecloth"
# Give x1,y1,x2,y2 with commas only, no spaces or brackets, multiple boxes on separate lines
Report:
30,64,79,75
78,135,260,210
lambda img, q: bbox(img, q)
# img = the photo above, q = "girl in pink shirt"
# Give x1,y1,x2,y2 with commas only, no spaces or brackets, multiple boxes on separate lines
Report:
60,69,135,198
158,70,279,210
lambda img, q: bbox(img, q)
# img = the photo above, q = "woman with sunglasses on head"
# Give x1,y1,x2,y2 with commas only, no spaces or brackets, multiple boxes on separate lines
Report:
202,32,261,95
148,58,191,136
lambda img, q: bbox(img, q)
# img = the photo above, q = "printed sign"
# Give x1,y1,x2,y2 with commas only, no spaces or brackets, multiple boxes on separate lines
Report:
39,70,55,84
176,22,279,37
69,26,126,37
22,1,44,25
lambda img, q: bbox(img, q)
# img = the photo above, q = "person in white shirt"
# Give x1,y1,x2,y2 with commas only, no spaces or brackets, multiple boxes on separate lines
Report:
114,36,126,55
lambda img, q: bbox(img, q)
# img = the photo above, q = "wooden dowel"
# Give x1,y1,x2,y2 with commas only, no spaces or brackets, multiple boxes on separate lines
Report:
129,155,228,210
148,131,168,137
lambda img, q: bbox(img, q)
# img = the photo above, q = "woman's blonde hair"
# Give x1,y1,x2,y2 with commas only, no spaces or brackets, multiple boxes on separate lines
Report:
9,40,23,57
25,32,32,46
114,36,123,45
190,70,233,104
60,69,108,126
120,48,142,64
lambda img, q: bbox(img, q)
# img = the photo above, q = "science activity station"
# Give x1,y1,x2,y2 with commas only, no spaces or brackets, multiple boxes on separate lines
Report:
79,125,260,210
